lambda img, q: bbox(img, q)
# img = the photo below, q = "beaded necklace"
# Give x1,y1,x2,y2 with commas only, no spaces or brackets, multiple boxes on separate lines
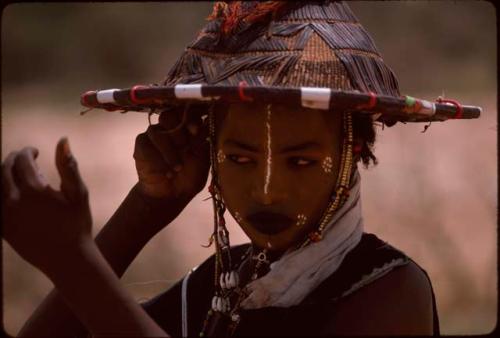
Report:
299,110,354,248
200,246,270,337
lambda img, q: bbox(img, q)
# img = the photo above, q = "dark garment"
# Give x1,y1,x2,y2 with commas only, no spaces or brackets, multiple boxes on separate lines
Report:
141,233,440,336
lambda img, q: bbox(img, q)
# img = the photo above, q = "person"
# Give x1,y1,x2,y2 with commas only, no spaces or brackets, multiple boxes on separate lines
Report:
2,1,480,337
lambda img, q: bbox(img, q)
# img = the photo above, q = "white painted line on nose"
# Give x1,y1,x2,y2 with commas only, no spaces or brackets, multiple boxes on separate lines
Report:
264,104,272,195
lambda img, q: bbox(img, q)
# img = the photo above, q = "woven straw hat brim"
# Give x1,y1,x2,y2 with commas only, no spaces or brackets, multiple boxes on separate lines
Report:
80,1,481,124
80,85,480,123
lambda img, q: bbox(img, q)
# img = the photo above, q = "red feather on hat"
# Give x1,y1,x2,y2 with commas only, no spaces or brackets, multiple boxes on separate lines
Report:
208,1,289,35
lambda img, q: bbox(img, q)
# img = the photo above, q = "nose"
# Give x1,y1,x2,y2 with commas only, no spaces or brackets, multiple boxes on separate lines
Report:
250,165,287,206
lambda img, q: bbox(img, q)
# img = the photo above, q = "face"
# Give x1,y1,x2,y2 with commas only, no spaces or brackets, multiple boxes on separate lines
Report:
216,103,342,253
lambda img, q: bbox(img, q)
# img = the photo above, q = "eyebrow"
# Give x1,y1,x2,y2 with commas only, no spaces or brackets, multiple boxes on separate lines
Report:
224,139,322,154
223,139,260,152
280,141,323,154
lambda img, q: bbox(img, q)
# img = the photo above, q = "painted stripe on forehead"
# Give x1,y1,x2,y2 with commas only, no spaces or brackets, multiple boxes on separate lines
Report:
264,104,272,195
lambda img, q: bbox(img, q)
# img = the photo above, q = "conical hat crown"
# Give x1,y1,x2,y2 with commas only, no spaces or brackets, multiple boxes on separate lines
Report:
164,1,400,97
80,1,480,124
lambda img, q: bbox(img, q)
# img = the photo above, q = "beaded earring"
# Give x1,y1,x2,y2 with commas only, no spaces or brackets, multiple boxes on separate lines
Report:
300,111,354,247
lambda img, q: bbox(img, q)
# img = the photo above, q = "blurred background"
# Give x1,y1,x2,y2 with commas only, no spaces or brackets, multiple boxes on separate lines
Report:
1,1,496,335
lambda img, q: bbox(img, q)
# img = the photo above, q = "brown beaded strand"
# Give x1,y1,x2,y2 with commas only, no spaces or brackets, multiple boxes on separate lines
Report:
207,103,222,286
207,103,233,299
201,103,241,337
300,110,354,248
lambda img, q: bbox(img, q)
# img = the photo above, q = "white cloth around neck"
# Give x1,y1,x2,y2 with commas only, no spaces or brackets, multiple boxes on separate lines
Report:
240,170,364,309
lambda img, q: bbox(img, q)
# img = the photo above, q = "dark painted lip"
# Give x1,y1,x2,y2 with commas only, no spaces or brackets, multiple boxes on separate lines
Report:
246,212,293,235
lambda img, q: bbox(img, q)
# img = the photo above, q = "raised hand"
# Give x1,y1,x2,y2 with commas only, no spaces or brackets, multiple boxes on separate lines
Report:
2,138,92,275
134,104,210,202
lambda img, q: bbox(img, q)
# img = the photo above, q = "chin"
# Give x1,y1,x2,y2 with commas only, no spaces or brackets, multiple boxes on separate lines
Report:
241,222,310,253
250,232,305,254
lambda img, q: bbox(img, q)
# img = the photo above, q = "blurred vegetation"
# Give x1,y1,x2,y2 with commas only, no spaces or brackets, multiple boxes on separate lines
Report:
1,1,496,102
350,1,496,95
2,2,212,100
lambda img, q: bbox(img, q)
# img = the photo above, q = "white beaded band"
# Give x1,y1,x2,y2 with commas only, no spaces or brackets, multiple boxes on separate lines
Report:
300,87,331,110
96,89,119,104
420,100,436,116
174,84,211,101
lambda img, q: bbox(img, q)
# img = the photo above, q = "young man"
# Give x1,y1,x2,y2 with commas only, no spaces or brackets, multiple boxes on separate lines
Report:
4,1,480,336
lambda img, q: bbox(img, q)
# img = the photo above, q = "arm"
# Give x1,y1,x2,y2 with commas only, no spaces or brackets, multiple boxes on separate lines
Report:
18,184,188,337
8,107,209,337
2,142,170,337
45,238,170,337
321,261,434,335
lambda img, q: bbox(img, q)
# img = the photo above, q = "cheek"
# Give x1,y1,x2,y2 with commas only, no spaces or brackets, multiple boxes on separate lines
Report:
218,157,338,225
285,166,336,220
218,164,250,212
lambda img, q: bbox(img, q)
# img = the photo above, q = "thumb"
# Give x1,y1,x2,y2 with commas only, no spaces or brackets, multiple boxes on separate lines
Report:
55,137,88,204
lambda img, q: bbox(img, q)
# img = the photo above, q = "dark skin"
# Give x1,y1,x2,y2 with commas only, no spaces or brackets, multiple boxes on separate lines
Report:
2,103,433,337
2,143,169,337
4,107,209,338
217,103,342,254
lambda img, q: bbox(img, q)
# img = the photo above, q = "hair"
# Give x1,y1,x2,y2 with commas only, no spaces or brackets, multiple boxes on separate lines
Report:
352,114,378,168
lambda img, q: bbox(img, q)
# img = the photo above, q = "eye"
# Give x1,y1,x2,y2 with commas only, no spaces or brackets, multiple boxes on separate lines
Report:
228,154,254,164
289,157,316,167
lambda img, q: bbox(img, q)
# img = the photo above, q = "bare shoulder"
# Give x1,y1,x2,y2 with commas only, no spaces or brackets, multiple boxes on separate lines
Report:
320,260,435,335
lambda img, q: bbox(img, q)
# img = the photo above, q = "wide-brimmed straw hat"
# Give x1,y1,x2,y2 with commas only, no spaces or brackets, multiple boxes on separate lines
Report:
80,1,481,125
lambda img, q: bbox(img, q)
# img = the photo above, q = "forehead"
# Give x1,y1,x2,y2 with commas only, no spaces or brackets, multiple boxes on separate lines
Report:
217,103,341,146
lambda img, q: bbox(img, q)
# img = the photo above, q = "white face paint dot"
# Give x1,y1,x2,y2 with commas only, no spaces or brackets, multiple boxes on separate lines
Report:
266,241,272,249
322,156,333,174
296,214,307,227
217,149,226,164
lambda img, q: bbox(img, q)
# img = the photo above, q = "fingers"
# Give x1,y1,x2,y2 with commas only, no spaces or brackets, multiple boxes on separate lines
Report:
182,104,206,137
158,106,189,150
188,118,210,160
135,105,210,186
134,131,174,176
2,151,21,202
146,124,183,173
55,137,88,204
161,104,209,148
9,147,48,192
